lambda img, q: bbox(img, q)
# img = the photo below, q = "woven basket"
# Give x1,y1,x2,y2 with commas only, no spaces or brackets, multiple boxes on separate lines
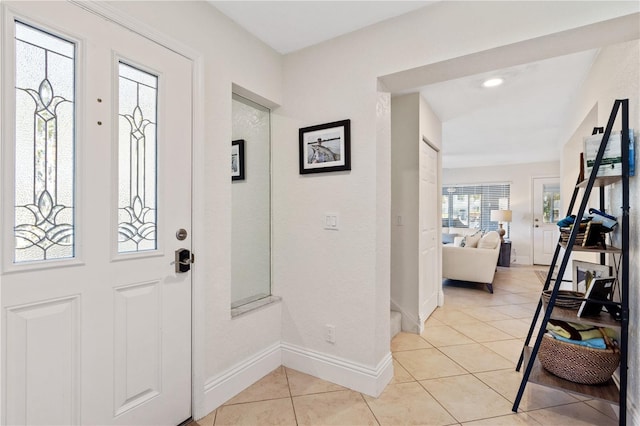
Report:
541,290,584,309
538,334,619,384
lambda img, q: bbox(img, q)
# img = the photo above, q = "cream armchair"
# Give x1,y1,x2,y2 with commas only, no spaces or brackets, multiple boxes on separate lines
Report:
442,231,501,293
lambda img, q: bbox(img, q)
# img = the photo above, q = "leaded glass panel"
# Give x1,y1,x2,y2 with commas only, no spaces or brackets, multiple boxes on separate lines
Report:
118,62,158,253
14,21,75,263
542,184,561,223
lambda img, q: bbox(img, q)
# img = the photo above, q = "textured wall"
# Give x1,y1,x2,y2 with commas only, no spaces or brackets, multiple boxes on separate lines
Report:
274,0,638,370
560,39,639,421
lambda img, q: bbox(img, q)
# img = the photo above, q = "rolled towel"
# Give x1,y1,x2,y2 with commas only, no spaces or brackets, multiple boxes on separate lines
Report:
546,332,607,349
547,319,616,341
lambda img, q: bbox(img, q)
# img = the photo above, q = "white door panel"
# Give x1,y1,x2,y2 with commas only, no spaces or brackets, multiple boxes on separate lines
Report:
419,140,439,323
2,2,192,424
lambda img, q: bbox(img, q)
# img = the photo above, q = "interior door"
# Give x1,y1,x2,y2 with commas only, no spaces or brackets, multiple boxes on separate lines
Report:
419,139,439,327
532,177,560,265
1,2,192,424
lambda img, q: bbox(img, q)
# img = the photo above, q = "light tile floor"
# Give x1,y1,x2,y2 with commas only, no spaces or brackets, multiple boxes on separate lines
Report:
194,265,619,425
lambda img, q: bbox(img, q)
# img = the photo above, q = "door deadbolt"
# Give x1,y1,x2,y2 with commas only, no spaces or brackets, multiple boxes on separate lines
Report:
176,228,188,240
175,248,194,273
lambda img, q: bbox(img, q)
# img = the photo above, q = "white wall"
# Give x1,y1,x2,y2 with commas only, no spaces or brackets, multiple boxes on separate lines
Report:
443,161,560,265
560,105,601,266
273,0,638,397
390,94,442,333
559,39,640,423
391,94,420,332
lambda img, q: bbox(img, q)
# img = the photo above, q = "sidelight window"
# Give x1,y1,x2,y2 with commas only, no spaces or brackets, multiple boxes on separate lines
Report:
14,22,76,263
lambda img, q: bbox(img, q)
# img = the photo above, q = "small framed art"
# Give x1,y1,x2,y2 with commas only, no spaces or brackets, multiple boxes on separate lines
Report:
299,119,351,174
232,139,245,181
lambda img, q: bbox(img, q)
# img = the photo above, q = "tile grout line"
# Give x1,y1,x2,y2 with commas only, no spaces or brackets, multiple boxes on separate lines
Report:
358,392,382,426
283,367,300,425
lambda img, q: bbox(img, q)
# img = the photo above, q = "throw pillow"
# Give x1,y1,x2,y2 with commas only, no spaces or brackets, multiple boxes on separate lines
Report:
464,232,482,248
478,231,500,249
442,233,457,244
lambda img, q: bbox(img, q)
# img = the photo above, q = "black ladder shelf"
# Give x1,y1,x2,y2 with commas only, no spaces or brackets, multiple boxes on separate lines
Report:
513,99,630,426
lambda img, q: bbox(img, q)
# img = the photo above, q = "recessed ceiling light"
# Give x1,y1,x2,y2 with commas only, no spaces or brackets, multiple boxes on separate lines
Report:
482,78,504,88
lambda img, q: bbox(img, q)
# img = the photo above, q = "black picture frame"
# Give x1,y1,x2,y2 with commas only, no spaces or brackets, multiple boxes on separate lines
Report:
231,139,245,181
578,276,616,317
299,119,351,174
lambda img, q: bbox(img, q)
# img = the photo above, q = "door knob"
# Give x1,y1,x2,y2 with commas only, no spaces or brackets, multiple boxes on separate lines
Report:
174,248,194,273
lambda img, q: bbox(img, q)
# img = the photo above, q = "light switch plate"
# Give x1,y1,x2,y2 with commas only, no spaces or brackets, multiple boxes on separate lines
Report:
324,213,339,230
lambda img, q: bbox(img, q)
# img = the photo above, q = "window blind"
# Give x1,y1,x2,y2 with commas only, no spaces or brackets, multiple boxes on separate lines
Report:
442,183,511,236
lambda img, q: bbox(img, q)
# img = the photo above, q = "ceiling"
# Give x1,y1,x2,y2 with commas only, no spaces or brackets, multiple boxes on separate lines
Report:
208,1,600,168
210,1,436,54
419,49,598,168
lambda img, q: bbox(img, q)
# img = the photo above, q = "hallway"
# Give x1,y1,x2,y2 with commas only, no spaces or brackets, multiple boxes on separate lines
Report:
196,266,619,425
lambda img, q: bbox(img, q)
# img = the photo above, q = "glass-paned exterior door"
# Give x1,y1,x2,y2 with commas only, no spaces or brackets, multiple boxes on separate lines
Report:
2,3,192,424
14,22,75,262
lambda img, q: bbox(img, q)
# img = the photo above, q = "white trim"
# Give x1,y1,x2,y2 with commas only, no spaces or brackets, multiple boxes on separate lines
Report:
68,1,199,61
202,343,281,418
281,342,393,397
190,54,207,420
390,297,422,334
200,341,394,418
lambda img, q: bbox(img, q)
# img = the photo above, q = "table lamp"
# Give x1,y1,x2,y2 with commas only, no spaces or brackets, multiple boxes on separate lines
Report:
491,209,512,241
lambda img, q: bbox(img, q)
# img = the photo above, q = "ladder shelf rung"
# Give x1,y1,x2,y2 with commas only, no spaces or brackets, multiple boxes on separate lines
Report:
576,176,622,188
558,242,621,254
540,299,621,329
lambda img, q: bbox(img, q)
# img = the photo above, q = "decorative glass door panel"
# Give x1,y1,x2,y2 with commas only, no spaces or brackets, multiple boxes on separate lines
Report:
542,183,561,223
118,62,158,253
13,21,75,263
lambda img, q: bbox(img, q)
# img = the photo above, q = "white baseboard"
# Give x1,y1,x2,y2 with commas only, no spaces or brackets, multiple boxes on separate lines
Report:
513,256,531,265
281,342,393,397
199,341,394,419
201,342,281,419
390,298,422,334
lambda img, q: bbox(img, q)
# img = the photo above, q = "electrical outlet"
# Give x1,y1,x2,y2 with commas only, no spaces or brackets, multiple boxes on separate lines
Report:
325,324,336,343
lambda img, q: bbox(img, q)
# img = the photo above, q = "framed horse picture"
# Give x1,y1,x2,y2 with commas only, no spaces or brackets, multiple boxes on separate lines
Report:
299,119,351,174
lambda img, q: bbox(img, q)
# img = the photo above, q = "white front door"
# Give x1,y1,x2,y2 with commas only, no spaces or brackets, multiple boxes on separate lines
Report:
532,177,561,265
2,2,192,424
418,139,439,327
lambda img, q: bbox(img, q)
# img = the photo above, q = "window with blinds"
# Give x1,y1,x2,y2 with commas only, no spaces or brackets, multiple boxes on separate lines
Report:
442,183,511,236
